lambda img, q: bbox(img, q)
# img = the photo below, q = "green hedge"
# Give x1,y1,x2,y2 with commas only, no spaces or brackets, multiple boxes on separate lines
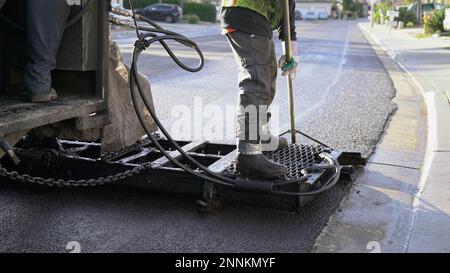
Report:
183,3,216,23
397,7,416,24
184,14,199,24
425,9,446,33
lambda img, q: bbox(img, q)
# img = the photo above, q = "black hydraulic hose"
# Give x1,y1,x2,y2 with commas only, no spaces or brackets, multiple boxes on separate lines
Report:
131,46,240,186
128,13,335,153
124,0,342,196
127,0,140,38
125,7,232,187
126,19,338,195
127,25,265,186
0,0,93,32
272,153,341,196
138,32,203,72
273,175,307,186
131,37,318,187
0,0,341,197
113,20,201,70
129,34,330,193
129,59,235,188
122,6,335,189
0,0,341,196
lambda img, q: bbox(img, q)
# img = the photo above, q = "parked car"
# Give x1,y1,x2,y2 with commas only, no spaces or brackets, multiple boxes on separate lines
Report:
318,12,329,20
295,10,302,20
305,11,317,20
135,3,182,23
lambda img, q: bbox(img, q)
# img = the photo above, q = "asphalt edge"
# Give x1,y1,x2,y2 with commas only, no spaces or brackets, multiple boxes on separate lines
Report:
356,23,450,252
312,23,428,253
358,23,430,253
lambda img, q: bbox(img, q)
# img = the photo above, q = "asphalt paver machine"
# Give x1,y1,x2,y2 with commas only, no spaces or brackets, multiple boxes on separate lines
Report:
0,0,366,212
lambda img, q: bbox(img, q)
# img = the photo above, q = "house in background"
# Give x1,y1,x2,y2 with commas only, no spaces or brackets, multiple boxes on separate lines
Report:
295,0,369,18
295,0,334,17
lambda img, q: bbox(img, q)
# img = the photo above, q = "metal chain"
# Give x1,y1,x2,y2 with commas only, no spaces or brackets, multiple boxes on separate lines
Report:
0,162,153,187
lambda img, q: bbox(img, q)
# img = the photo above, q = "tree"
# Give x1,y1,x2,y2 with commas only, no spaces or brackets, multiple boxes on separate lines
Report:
417,0,423,24
342,0,362,17
351,0,362,16
343,0,353,12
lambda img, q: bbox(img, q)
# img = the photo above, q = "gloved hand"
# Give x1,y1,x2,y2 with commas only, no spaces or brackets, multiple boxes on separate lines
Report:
278,40,298,79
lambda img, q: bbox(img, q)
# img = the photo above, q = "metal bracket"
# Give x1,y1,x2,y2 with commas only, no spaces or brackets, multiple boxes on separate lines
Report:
197,181,219,214
75,112,109,131
0,136,20,165
337,152,367,166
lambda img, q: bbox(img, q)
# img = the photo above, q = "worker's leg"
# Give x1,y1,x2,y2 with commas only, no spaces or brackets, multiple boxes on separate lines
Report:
24,0,70,101
227,32,275,147
260,40,288,151
227,32,287,178
266,42,278,107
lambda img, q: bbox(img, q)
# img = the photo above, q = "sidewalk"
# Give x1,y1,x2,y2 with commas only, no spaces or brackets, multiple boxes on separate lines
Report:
314,22,450,252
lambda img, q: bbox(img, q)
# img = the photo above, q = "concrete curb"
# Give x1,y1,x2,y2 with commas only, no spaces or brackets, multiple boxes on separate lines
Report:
314,22,450,252
365,23,450,252
359,23,450,253
313,23,429,253
357,24,450,186
358,23,450,148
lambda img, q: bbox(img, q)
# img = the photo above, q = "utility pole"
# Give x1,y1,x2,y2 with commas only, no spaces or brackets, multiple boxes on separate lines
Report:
371,0,375,28
417,0,423,25
337,0,342,21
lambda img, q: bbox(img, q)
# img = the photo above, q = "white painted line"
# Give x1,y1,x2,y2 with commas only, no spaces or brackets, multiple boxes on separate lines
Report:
405,91,436,252
300,25,351,119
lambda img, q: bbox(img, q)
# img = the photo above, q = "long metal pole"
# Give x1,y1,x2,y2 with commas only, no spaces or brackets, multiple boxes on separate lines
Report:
371,0,375,28
283,0,296,143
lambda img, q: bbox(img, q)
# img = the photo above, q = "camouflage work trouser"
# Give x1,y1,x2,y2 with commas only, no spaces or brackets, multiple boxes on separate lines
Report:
226,31,278,154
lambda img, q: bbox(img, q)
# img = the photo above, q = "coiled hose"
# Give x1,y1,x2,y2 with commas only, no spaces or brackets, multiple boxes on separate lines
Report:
0,1,341,196
126,2,341,196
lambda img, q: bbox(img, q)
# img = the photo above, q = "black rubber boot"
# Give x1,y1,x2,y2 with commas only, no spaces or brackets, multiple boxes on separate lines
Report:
235,153,288,178
278,137,288,148
261,112,289,151
261,135,288,151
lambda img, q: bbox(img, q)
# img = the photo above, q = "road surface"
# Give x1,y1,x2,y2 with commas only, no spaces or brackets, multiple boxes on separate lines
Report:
0,20,396,252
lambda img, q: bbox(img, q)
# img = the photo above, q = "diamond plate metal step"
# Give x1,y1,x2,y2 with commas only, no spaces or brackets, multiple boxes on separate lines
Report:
222,144,326,179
